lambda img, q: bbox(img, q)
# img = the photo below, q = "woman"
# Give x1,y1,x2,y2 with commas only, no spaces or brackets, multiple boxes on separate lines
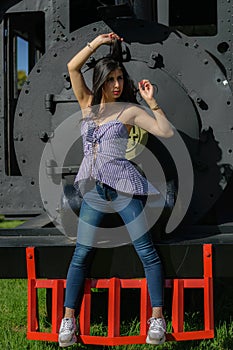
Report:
58,33,174,348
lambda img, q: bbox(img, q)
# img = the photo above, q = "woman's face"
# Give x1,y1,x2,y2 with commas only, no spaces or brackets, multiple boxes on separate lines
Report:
102,69,124,102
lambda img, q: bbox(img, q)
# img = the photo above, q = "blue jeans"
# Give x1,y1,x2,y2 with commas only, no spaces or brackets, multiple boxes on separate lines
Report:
64,181,164,309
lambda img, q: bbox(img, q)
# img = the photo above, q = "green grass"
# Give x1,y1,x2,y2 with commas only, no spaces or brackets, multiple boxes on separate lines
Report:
0,217,24,228
1,279,233,350
1,218,233,349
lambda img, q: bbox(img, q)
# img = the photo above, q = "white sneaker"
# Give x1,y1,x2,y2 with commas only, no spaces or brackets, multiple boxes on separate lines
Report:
146,317,166,345
58,317,77,348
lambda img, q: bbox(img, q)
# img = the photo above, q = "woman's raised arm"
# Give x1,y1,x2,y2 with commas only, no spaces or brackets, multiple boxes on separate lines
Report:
67,33,122,109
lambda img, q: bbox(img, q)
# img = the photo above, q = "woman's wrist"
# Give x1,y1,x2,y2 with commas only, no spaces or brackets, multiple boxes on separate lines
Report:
150,102,160,111
87,37,103,52
86,40,99,52
87,42,95,52
147,99,160,111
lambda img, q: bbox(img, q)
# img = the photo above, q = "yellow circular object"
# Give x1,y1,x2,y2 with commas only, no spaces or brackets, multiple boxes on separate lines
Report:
126,126,148,160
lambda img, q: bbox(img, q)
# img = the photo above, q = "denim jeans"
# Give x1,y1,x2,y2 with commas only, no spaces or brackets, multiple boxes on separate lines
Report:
64,181,164,309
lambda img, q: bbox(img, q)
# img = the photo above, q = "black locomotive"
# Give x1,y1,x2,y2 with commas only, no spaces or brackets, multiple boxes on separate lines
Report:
0,0,233,280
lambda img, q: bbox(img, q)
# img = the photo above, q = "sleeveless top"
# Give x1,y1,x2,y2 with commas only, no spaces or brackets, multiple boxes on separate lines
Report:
74,111,160,196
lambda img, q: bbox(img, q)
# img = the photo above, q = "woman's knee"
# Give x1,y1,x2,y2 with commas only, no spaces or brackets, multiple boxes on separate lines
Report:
71,243,95,268
133,234,161,267
138,247,161,267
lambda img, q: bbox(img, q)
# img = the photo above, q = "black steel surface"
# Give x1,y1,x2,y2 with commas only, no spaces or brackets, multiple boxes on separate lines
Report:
0,0,233,278
1,226,233,279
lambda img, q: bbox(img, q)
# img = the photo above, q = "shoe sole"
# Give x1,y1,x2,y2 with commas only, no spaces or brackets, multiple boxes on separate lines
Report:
146,334,166,345
59,335,77,347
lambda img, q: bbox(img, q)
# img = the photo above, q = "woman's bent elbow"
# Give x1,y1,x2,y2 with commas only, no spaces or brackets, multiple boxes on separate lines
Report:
166,129,174,138
67,62,79,73
161,128,174,138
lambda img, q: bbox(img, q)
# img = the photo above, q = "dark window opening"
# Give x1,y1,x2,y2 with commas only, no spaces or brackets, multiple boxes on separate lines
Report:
70,0,99,32
4,12,45,176
169,0,217,36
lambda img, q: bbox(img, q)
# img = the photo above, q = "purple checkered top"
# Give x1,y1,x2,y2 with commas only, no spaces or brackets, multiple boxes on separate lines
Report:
74,117,159,196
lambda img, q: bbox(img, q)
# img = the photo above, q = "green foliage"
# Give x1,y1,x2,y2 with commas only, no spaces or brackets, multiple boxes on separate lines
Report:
1,279,233,349
17,70,27,90
0,220,24,228
0,217,232,350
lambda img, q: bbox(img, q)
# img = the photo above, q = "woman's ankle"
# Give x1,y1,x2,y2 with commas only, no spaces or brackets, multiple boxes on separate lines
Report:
152,306,163,319
64,307,75,318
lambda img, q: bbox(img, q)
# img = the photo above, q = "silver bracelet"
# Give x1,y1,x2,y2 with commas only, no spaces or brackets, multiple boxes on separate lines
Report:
87,42,94,52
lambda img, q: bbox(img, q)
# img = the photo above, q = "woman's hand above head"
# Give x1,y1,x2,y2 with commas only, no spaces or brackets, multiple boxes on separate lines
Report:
91,32,123,49
67,32,122,109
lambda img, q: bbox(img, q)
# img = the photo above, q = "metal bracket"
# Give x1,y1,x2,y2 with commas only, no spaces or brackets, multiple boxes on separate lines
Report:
46,160,79,175
147,51,164,69
44,93,77,113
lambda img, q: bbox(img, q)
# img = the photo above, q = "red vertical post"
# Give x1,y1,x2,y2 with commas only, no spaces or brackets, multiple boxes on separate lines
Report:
26,247,39,333
140,278,151,335
51,280,65,334
79,279,91,335
27,279,38,333
172,279,184,333
108,278,121,337
203,244,214,331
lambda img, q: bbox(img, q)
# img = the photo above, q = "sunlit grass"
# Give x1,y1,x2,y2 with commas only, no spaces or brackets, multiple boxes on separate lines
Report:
1,218,233,349
0,217,24,228
1,278,233,349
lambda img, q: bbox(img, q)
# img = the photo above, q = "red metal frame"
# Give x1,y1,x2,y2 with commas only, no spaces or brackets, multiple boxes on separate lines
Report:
26,244,214,344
